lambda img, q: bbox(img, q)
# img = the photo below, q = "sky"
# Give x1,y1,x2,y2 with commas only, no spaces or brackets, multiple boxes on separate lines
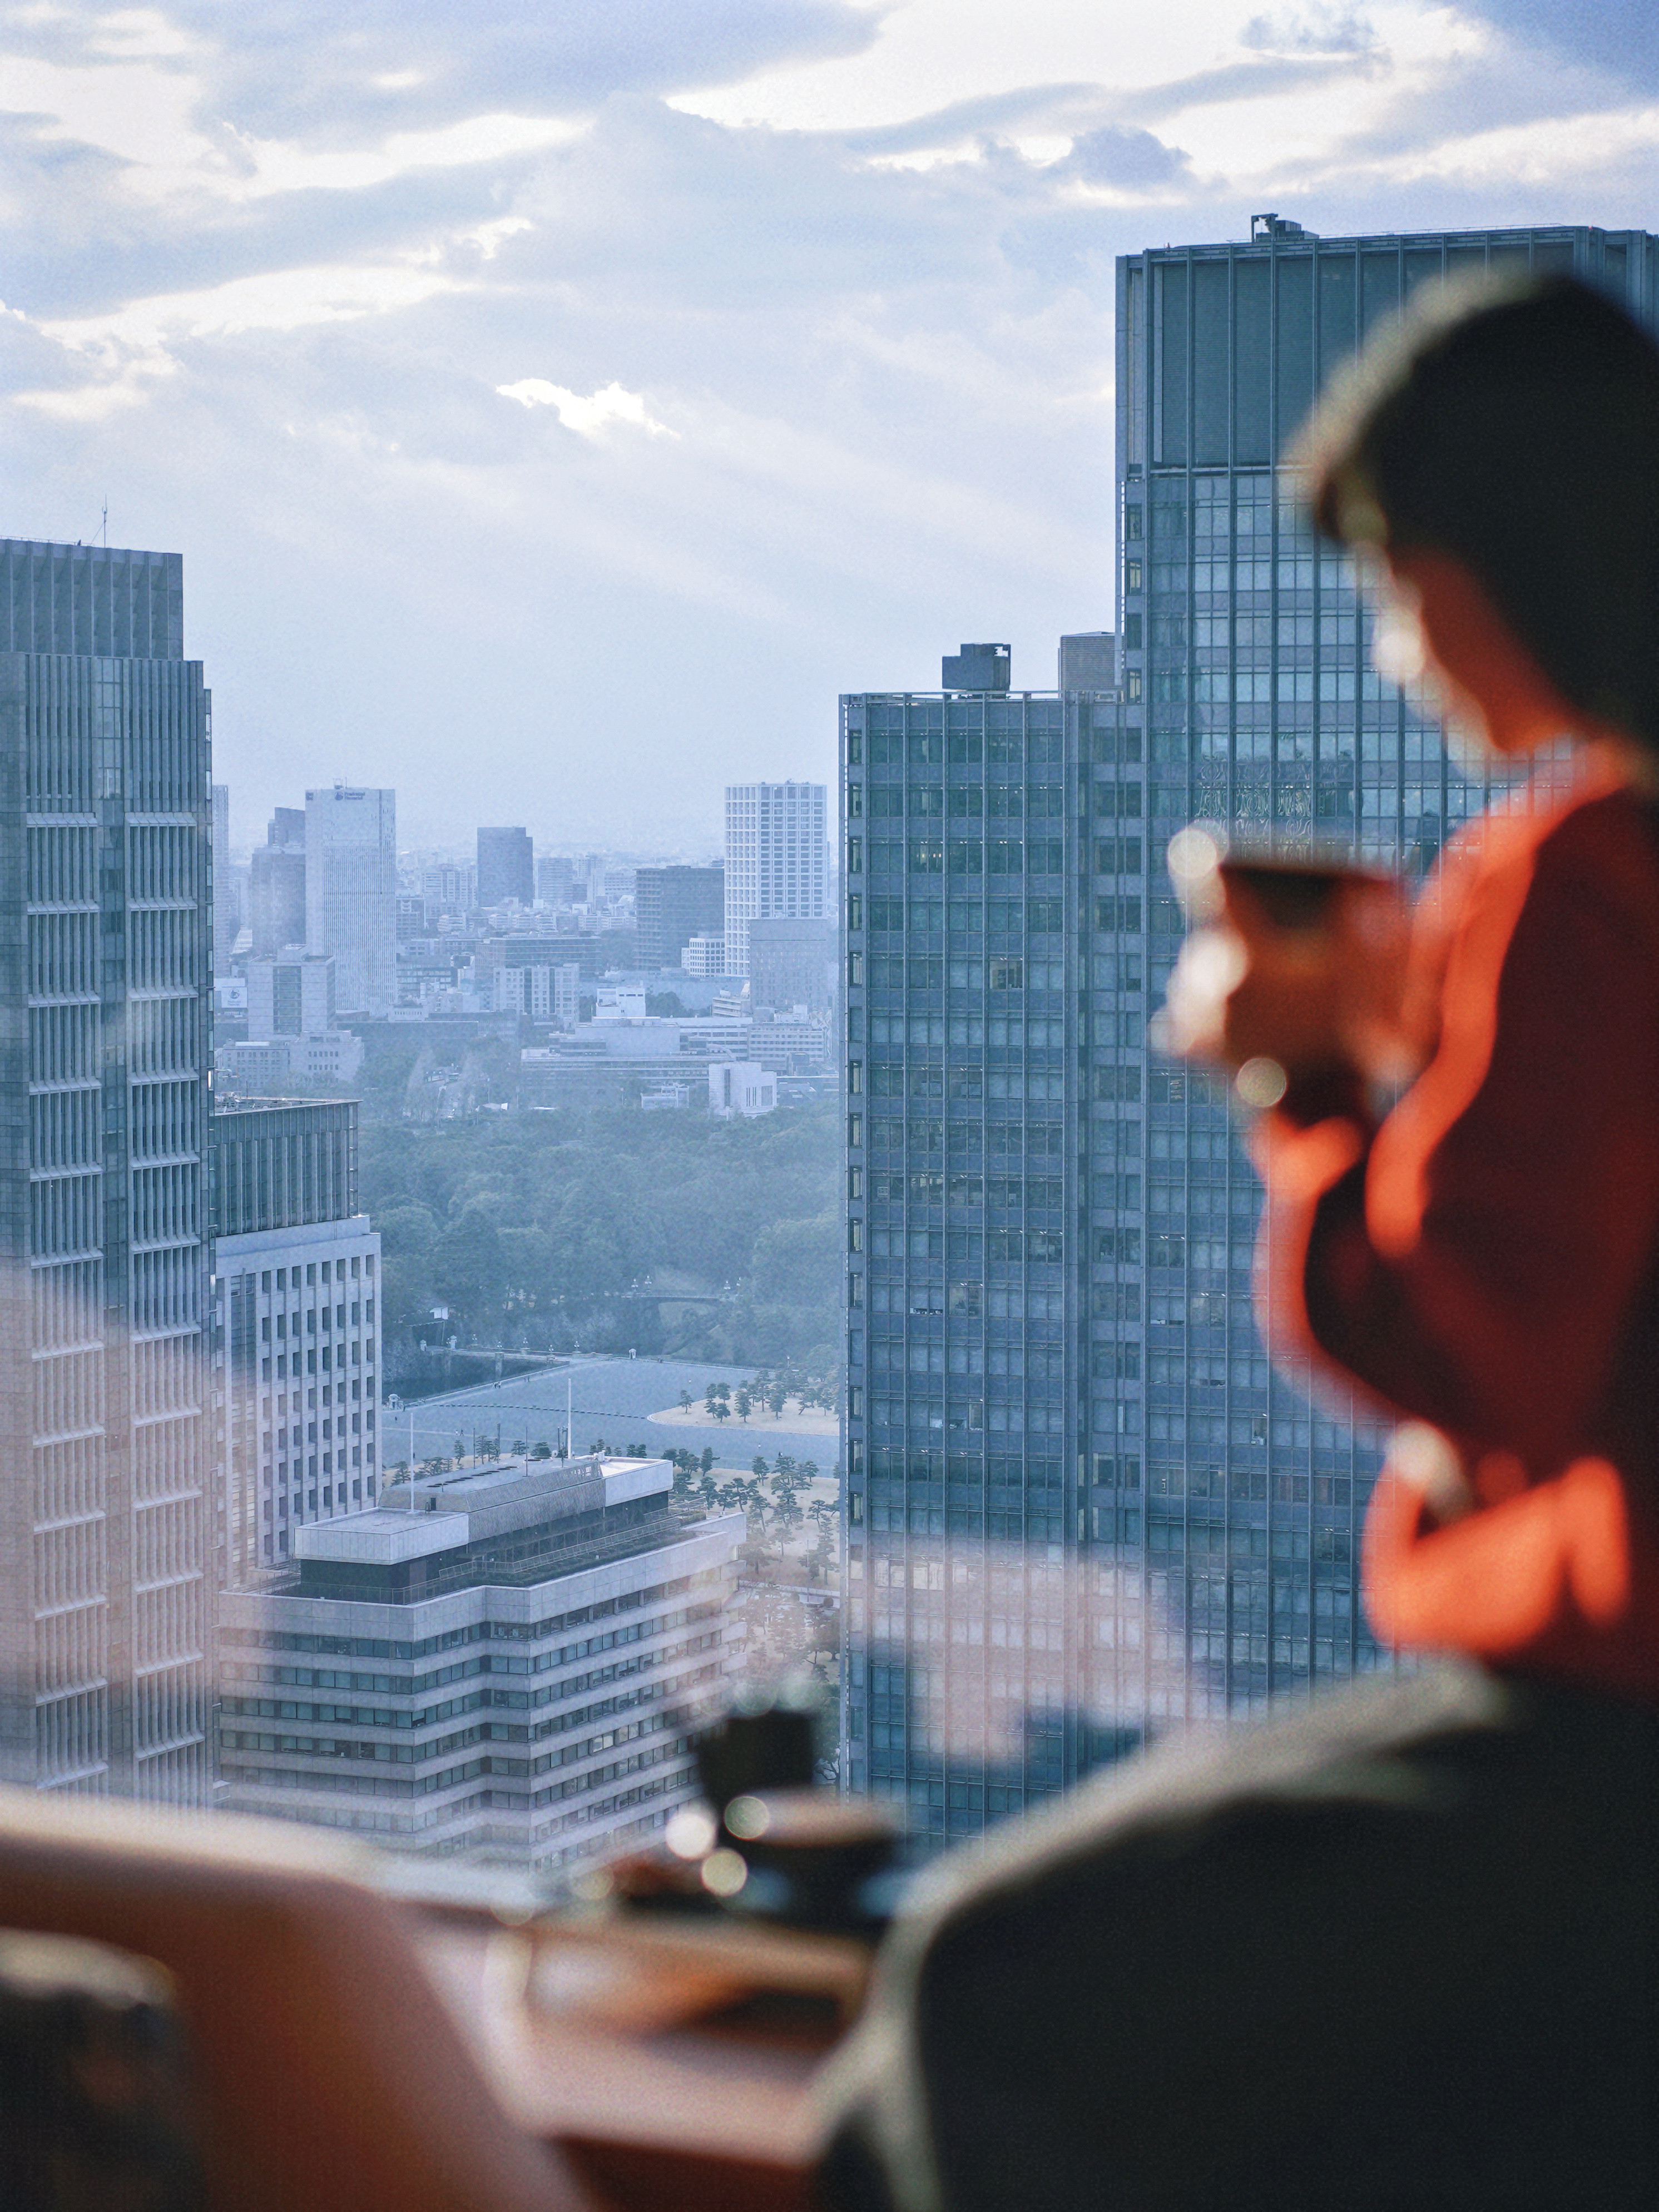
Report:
4,1,1657,854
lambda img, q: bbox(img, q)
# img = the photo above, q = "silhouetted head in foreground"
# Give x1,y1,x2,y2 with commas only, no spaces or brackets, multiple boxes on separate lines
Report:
1297,273,1659,757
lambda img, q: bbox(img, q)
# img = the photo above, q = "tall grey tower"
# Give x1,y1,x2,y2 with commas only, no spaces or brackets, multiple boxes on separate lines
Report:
477,825,533,909
0,539,214,1801
305,783,395,1018
841,220,1659,1854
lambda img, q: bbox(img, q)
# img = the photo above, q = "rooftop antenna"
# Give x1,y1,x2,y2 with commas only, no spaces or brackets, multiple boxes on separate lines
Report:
408,1410,415,1510
100,499,107,549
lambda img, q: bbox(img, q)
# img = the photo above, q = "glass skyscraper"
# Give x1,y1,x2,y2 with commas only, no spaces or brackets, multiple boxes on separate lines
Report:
0,539,214,1801
841,220,1659,1852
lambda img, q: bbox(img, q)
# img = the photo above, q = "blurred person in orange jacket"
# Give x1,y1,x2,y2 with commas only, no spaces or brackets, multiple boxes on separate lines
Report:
819,275,1659,2212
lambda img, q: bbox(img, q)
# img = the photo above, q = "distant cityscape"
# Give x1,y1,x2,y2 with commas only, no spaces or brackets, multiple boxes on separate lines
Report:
212,777,836,1114
2,211,1652,1878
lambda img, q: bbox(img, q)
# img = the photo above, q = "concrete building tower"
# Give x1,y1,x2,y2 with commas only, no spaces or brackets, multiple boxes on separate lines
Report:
305,785,396,1018
0,538,214,1801
635,864,725,971
724,782,828,975
476,826,533,909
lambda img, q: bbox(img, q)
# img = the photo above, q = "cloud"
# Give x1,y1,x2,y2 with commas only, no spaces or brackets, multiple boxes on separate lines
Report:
1061,125,1194,191
1460,1,1659,93
1240,6,1378,59
71,0,884,144
6,0,1659,851
496,378,674,440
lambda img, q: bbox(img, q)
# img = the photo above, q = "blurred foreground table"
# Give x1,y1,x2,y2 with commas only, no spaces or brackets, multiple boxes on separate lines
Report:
419,1906,871,2212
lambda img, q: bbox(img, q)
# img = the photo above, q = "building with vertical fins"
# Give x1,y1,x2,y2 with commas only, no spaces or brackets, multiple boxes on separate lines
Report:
724,782,828,975
840,221,1659,1851
0,538,214,1801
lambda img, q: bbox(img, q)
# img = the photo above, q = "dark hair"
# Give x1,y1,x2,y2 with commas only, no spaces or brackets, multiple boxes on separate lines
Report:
1296,274,1659,751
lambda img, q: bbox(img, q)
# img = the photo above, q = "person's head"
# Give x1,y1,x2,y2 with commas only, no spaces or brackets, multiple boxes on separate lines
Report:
1296,274,1659,758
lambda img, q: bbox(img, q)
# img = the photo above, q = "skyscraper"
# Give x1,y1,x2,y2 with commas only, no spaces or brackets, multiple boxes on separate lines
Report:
305,785,396,1018
0,539,214,1800
841,220,1659,1852
724,782,828,974
250,806,306,958
635,864,724,971
477,826,533,909
211,783,234,974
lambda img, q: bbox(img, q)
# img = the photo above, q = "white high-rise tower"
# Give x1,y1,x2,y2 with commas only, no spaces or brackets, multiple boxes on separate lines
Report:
723,781,828,976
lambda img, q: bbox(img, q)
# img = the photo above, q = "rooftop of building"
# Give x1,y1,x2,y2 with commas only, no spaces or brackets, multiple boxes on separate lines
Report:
283,1451,700,1602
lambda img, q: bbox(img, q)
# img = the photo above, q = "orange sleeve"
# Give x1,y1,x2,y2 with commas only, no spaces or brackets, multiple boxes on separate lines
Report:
1258,783,1659,1482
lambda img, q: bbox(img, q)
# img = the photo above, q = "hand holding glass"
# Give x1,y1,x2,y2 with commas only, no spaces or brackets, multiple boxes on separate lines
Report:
1156,829,1414,1097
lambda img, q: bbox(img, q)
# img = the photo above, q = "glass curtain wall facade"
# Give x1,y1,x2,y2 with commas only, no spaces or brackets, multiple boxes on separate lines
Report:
0,540,213,1802
842,221,1659,1852
841,683,1108,1843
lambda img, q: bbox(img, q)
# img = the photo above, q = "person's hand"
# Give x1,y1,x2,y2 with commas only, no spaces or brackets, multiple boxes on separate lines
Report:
1156,871,1413,1089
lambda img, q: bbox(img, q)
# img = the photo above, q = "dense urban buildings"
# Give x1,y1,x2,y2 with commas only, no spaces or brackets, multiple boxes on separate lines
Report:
210,1099,382,1584
216,1452,744,1867
476,826,533,909
840,220,1659,1851
0,538,214,1802
724,781,828,975
635,863,725,971
305,784,396,1017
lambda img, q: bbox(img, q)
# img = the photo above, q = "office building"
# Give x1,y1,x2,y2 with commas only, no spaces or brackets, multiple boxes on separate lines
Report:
216,1454,745,1867
1058,633,1117,693
709,1062,777,1118
0,538,213,1801
493,963,580,1024
306,786,396,1018
839,210,1659,1852
210,1099,380,1583
747,915,836,1014
536,855,576,907
418,860,474,924
681,933,726,978
250,807,307,958
724,782,828,975
635,865,725,971
477,827,534,909
247,951,335,1039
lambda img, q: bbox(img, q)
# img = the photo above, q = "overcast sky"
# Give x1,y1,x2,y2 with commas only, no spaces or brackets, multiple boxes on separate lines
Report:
4,1,1656,853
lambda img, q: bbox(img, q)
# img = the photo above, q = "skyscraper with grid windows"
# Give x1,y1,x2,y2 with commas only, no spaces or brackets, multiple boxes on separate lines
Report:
841,220,1659,1852
0,539,214,1801
724,781,828,975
